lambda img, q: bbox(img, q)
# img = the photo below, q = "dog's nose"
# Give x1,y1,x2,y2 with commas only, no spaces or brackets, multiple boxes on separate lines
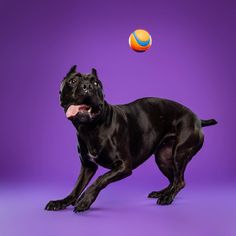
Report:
82,83,93,92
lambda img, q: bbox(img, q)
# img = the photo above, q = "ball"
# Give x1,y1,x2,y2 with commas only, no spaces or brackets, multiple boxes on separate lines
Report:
129,29,152,52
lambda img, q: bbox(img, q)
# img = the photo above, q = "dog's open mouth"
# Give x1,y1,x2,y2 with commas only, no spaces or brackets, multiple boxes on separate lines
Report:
66,104,100,119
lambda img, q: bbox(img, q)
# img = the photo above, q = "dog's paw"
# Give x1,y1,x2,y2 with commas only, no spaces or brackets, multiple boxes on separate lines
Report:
156,193,174,205
45,200,69,211
148,191,164,198
73,198,92,213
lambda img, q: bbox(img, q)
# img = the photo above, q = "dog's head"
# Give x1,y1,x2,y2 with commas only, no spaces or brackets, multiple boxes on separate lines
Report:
59,65,105,124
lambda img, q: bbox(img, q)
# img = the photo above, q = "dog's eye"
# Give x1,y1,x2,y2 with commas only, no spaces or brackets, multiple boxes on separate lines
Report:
69,78,77,85
94,82,98,86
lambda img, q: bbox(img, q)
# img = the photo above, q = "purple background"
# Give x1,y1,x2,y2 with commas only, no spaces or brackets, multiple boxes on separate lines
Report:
0,0,235,235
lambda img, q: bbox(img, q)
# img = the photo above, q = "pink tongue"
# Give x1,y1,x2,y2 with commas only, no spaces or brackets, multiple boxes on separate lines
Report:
66,105,80,118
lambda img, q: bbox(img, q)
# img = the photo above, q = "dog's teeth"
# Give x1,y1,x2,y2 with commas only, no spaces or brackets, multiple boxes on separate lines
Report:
88,107,92,113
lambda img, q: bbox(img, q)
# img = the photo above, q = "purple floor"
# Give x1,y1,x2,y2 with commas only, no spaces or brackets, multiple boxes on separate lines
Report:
0,182,235,236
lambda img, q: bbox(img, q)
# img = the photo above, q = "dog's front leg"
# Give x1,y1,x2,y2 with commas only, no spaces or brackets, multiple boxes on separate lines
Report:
74,161,132,213
45,162,98,211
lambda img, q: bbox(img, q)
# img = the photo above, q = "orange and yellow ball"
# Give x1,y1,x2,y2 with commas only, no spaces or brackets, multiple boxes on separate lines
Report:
129,29,152,52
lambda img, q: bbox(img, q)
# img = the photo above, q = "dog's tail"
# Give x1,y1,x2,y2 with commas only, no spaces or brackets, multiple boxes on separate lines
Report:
201,119,218,127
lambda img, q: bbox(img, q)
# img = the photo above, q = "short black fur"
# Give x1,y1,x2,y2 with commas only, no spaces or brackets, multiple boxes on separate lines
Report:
45,66,217,212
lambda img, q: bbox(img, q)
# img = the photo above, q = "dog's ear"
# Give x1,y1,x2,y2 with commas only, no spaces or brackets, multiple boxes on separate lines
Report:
66,65,77,77
91,68,98,78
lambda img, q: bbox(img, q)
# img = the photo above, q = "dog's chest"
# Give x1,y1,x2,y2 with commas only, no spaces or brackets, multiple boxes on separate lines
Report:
84,139,117,168
87,150,98,163
78,130,117,168
83,138,105,163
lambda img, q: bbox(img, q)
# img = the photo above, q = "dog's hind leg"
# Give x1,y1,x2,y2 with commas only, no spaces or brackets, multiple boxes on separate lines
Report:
156,122,204,205
155,143,187,205
148,138,176,199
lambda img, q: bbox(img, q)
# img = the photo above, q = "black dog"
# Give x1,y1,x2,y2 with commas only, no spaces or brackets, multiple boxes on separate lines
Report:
45,65,217,213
